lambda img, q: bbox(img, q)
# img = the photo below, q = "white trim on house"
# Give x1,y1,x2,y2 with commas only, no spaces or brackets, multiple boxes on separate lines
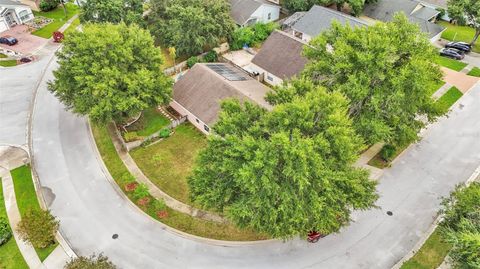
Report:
0,2,33,33
170,101,211,135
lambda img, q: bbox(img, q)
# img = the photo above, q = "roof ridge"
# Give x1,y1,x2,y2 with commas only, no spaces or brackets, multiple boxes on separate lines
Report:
311,5,369,25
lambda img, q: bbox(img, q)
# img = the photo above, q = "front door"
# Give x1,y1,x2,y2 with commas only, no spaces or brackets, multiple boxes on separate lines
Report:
5,12,17,27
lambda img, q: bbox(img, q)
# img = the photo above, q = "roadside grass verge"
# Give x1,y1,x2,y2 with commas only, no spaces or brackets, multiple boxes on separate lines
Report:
11,166,57,261
367,144,408,169
125,108,171,137
467,67,480,77
130,123,207,205
436,56,468,72
32,3,79,39
435,86,463,112
427,79,445,96
438,21,480,53
0,178,29,269
0,60,17,67
400,229,451,269
63,17,80,37
91,123,266,241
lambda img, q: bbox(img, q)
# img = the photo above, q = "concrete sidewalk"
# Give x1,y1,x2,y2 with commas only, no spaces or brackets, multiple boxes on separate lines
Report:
355,143,384,180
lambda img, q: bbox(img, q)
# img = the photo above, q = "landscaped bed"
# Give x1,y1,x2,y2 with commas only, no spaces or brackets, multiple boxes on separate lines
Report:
438,21,480,53
400,229,451,269
130,123,206,204
91,123,266,241
0,178,28,269
32,3,79,39
436,56,468,72
11,166,57,261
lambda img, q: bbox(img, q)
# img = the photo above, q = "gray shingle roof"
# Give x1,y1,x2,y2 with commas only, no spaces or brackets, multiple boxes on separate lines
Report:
230,0,277,25
292,5,369,37
173,63,272,125
0,0,27,6
412,5,440,21
408,16,445,38
252,30,308,80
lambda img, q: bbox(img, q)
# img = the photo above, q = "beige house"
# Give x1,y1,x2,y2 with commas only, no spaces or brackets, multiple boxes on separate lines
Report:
249,30,308,86
0,0,34,33
171,63,272,134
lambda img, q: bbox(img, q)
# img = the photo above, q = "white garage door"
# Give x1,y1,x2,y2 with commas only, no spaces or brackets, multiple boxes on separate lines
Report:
0,19,9,33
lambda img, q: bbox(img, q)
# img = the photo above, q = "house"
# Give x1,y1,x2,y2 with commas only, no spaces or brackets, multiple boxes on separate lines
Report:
249,30,308,86
171,63,272,134
230,0,280,27
0,0,33,33
363,0,445,42
291,5,369,42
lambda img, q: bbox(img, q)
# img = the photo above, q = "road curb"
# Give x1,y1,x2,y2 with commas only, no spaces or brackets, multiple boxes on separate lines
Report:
86,120,280,247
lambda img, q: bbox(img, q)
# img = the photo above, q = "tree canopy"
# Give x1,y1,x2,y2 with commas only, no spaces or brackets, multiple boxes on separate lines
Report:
269,14,443,147
447,0,480,45
189,83,378,238
48,23,172,123
79,0,144,25
148,0,235,56
440,183,480,269
282,0,376,15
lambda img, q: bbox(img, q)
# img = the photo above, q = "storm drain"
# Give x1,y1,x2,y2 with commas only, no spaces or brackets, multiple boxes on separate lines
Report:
112,234,119,239
386,211,393,216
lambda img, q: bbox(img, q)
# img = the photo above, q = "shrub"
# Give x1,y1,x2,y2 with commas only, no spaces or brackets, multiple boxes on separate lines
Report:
159,128,171,139
132,183,149,200
65,253,116,269
123,131,141,142
186,56,199,68
203,50,218,63
137,197,151,207
39,0,60,12
380,144,396,162
17,209,59,248
124,182,138,192
152,199,166,211
0,217,12,246
229,22,278,50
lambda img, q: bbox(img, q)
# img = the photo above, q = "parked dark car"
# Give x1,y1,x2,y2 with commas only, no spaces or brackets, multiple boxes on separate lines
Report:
445,42,472,53
0,36,18,46
440,48,465,60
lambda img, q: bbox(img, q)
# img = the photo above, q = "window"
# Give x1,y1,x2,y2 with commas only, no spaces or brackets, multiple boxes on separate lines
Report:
204,125,210,132
18,10,30,22
267,13,271,20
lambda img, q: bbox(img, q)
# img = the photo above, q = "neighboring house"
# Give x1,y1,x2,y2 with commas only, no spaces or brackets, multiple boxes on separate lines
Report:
363,0,445,42
249,30,308,86
171,63,272,134
0,0,33,33
292,5,369,42
230,0,280,27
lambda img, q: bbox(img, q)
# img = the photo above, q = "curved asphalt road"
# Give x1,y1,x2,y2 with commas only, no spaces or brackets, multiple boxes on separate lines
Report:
29,53,480,268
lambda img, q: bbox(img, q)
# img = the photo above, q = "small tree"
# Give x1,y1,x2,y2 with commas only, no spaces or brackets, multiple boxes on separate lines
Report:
48,23,172,123
447,0,480,46
17,209,59,248
39,0,60,12
65,254,116,269
80,0,144,25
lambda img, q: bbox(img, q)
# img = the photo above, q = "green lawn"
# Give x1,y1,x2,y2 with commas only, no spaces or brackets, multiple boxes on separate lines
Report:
467,67,480,77
436,56,468,71
0,53,7,58
32,3,79,39
401,229,451,269
92,123,266,241
0,60,17,67
131,123,207,204
0,179,29,269
438,21,480,53
427,79,445,96
125,108,171,137
10,166,57,262
435,86,463,112
367,144,408,169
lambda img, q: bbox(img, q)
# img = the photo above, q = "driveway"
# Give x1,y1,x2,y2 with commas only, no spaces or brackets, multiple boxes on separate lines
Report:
0,25,48,56
441,67,479,93
29,50,480,268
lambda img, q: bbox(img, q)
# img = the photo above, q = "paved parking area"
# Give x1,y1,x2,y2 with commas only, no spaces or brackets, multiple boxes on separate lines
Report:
0,25,48,56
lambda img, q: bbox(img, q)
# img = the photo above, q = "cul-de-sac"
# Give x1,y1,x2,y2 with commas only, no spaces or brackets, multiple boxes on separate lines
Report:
0,0,479,268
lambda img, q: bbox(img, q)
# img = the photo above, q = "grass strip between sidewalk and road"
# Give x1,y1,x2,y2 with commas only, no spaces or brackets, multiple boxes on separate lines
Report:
91,123,267,241
436,56,468,72
467,67,480,77
0,177,29,269
400,229,451,269
10,166,57,262
435,86,463,112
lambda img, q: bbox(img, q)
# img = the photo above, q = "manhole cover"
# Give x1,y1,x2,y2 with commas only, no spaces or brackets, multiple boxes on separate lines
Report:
112,234,119,239
386,211,393,216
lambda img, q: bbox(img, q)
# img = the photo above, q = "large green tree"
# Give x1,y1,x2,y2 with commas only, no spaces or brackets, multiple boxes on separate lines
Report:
189,85,378,238
282,0,376,15
270,14,443,147
441,183,480,269
49,23,172,123
148,0,235,56
80,0,144,25
447,0,480,46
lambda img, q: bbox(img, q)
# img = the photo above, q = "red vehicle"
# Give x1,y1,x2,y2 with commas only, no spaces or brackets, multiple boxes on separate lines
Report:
307,231,325,243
